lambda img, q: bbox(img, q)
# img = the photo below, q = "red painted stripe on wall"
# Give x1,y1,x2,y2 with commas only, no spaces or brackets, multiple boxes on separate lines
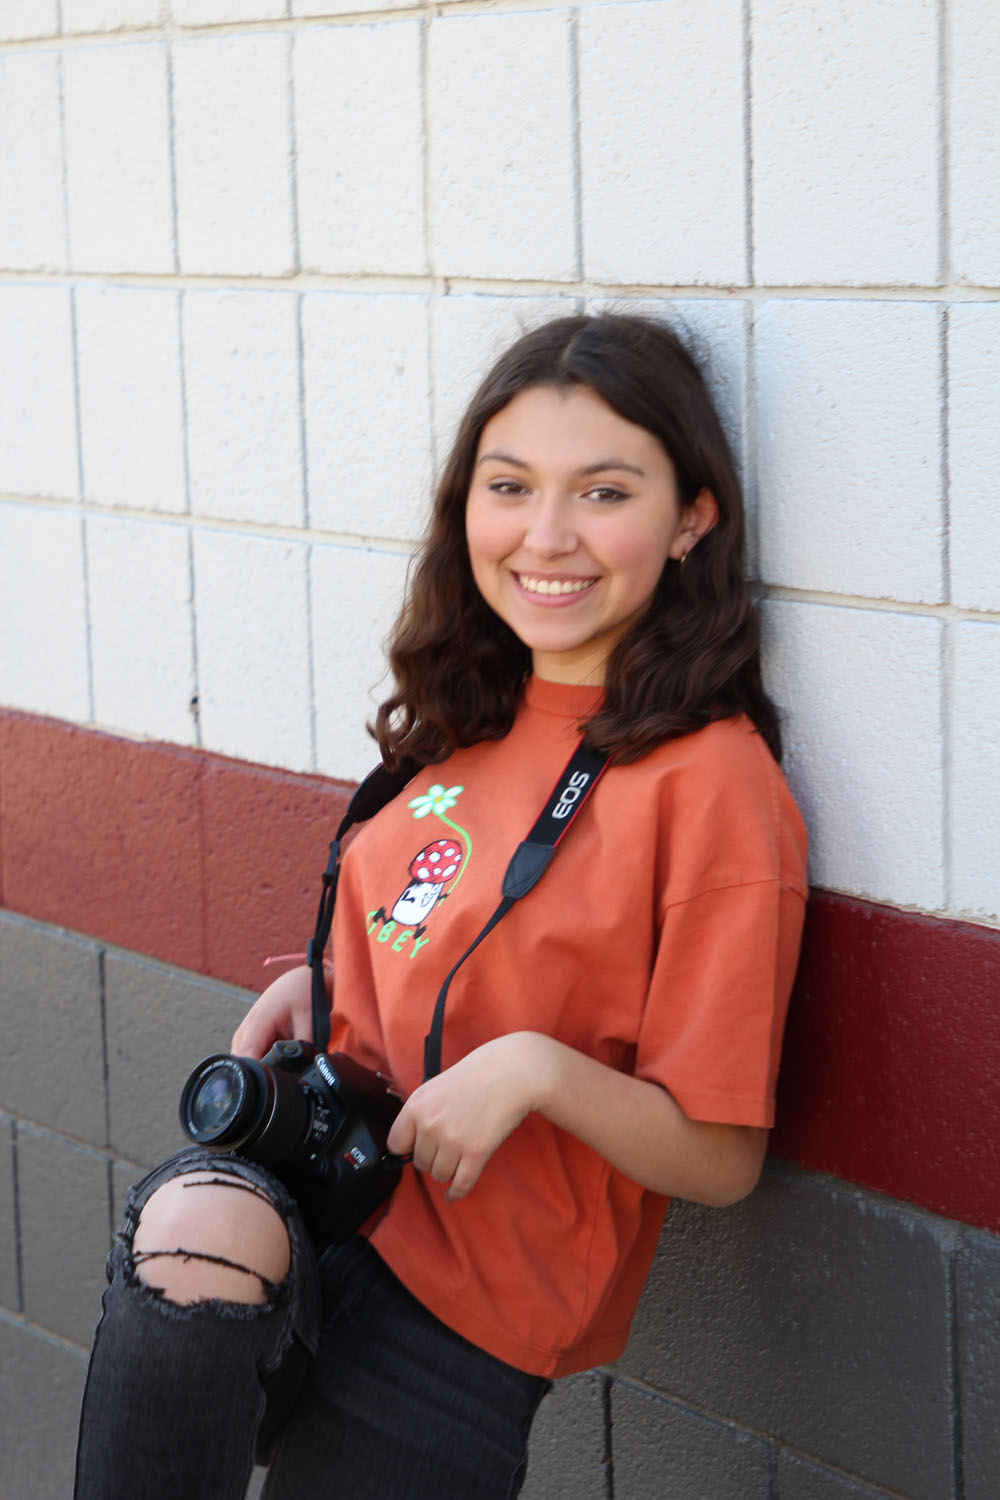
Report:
2,707,998,1233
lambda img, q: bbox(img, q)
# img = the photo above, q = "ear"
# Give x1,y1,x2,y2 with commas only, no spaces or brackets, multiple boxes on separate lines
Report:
668,488,719,561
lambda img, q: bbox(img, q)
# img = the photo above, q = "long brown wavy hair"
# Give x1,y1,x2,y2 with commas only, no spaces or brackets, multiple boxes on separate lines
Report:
373,312,781,767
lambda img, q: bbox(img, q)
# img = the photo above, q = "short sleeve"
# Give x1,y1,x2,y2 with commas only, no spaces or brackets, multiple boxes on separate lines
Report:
634,876,806,1128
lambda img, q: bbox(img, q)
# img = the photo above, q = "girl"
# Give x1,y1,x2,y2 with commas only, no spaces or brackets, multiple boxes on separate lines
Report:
74,312,807,1500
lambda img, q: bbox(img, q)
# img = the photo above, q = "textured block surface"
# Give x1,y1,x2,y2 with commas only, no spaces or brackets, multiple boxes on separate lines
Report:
311,543,411,782
86,515,197,745
0,284,79,501
521,1371,608,1500
0,1,59,39
199,754,350,992
0,1116,18,1311
0,50,67,271
580,1,747,286
0,716,207,972
0,1316,88,1500
294,22,426,275
302,292,431,541
776,1450,915,1499
951,623,1000,922
76,284,186,514
951,1,1000,284
428,12,576,280
183,290,304,527
755,299,943,604
192,528,312,770
752,0,939,285
0,504,90,724
182,291,301,528
62,0,166,28
173,32,295,276
621,1171,955,1500
432,294,579,456
959,1228,1000,1500
948,302,1000,611
611,1385,772,1500
173,0,286,20
762,600,944,909
0,915,106,1146
17,1126,111,1345
63,41,175,273
105,951,253,1166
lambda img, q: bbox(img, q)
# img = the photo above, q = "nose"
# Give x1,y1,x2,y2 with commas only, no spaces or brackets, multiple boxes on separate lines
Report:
523,493,577,558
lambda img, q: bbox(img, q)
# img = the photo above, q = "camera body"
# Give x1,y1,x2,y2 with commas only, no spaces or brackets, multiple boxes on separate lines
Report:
179,1040,403,1245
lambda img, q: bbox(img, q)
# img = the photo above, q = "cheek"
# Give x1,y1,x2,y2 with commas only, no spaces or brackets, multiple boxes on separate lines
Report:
604,527,673,600
466,502,515,575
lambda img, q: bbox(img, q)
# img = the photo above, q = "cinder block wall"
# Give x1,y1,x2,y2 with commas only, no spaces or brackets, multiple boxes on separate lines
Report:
1,2,998,1497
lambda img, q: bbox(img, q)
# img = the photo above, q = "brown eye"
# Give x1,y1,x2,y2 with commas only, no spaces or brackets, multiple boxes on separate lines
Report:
585,486,628,504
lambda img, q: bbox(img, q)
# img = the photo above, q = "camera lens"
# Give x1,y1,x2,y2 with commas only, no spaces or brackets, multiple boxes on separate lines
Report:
181,1056,258,1147
189,1063,245,1135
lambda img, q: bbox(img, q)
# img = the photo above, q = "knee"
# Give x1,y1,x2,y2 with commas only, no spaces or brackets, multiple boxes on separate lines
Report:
132,1170,291,1307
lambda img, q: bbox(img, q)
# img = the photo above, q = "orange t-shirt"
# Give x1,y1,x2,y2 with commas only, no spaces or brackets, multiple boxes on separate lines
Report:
329,676,808,1376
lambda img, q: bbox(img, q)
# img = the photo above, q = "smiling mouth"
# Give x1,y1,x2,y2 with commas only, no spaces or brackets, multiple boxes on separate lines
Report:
515,573,598,597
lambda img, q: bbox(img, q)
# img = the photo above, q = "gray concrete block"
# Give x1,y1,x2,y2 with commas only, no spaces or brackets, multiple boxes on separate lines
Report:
0,1115,19,1314
0,912,107,1146
958,1226,1000,1500
17,1125,111,1347
0,1312,88,1500
610,1382,772,1500
111,1153,145,1227
621,1166,955,1500
104,950,253,1168
522,1371,608,1500
776,1450,910,1499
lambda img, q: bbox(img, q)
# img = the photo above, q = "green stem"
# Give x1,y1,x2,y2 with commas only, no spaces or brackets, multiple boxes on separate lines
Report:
435,811,472,891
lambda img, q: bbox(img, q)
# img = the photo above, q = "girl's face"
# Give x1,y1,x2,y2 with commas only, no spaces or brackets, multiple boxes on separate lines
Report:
466,384,714,685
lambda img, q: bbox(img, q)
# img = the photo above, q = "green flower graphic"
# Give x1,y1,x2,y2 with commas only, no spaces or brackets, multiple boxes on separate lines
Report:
406,783,472,894
408,784,464,819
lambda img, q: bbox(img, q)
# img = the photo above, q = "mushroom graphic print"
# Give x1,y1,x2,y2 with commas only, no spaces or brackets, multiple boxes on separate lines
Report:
367,783,472,958
392,837,463,924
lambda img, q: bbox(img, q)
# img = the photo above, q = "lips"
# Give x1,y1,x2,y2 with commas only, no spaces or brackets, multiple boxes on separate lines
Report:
514,573,598,598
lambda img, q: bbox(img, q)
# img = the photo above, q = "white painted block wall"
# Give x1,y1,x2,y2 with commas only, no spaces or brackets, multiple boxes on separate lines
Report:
0,1,996,926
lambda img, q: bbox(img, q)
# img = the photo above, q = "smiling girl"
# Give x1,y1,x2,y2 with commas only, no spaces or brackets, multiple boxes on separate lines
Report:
75,313,807,1500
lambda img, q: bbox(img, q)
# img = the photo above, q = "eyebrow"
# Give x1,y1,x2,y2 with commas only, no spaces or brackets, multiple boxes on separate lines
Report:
476,450,646,478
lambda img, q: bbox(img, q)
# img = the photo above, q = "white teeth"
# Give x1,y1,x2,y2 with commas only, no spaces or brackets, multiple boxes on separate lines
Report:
518,575,594,596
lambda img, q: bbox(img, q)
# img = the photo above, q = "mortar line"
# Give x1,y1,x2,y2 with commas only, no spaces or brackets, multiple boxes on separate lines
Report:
177,289,202,747
947,1245,966,1500
568,7,584,283
744,298,760,580
419,11,443,481
304,540,319,772
940,306,953,913
602,1371,614,1500
55,46,72,269
937,0,952,287
70,286,98,723
164,35,181,276
10,1121,24,1314
97,948,112,1170
4,266,997,299
742,0,754,288
286,27,302,276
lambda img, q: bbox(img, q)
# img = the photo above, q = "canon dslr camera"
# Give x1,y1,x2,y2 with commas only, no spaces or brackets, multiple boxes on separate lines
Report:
179,1041,403,1244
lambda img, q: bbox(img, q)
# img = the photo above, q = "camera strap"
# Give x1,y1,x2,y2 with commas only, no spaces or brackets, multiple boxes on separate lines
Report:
306,742,611,1077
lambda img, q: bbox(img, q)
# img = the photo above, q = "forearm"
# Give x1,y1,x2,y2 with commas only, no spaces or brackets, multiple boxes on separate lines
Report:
525,1032,767,1206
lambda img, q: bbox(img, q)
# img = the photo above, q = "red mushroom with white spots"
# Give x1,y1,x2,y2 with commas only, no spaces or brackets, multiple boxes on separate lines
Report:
392,838,463,925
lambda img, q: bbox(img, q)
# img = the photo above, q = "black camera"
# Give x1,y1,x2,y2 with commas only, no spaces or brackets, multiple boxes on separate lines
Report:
178,1041,404,1245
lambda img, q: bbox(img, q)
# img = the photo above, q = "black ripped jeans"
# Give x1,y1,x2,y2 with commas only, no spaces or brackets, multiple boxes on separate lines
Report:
73,1149,550,1500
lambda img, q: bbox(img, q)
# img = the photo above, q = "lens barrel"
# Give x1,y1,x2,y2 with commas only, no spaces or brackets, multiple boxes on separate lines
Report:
180,1056,258,1147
